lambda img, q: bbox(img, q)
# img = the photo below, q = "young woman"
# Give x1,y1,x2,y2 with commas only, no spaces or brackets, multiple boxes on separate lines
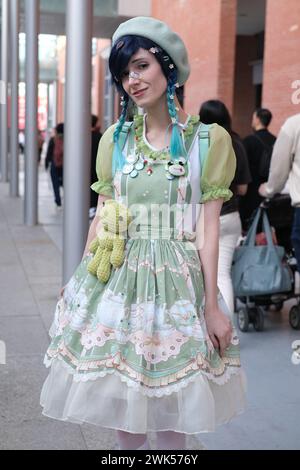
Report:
40,17,246,450
199,100,251,313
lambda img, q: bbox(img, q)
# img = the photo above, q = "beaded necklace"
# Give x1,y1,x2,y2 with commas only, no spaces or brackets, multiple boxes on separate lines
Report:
121,114,200,180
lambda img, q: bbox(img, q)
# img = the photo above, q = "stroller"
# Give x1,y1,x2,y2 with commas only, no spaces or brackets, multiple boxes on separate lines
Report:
233,195,300,332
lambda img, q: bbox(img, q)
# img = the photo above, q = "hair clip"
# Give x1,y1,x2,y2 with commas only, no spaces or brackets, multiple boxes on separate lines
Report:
116,40,124,50
163,55,170,61
149,47,159,54
169,64,174,69
114,76,119,82
175,82,180,88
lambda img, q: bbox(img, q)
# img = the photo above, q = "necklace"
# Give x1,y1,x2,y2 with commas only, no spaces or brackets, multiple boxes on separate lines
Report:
122,114,199,180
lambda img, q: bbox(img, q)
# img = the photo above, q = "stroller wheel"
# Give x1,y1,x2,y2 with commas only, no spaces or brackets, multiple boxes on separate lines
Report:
289,305,300,330
237,307,249,332
253,307,265,331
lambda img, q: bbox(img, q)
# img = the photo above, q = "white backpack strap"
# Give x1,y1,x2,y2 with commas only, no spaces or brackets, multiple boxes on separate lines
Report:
198,123,211,175
119,121,134,151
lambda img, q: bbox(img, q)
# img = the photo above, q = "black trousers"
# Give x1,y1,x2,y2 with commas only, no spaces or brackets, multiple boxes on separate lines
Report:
292,208,300,272
50,163,63,206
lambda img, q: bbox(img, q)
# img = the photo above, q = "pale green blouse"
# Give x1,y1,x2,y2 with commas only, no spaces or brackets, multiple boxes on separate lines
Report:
90,124,116,198
90,119,236,203
199,123,236,203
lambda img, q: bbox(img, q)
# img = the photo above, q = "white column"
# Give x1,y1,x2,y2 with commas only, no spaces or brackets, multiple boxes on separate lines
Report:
24,0,39,225
0,0,9,182
63,0,93,283
10,0,20,197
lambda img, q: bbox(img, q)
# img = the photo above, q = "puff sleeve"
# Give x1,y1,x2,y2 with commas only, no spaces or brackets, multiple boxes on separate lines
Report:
200,123,236,203
90,124,116,197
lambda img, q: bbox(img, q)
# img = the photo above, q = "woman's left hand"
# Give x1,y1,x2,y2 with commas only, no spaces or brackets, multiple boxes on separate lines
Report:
205,305,233,357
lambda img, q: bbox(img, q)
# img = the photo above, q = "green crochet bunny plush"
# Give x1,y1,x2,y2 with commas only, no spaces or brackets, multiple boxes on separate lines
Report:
87,200,132,283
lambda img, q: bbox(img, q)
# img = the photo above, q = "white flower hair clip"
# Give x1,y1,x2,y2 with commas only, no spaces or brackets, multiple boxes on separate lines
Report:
149,47,159,54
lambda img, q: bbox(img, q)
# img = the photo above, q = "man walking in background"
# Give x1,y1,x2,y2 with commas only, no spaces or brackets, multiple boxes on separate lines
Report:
45,123,64,209
239,108,276,231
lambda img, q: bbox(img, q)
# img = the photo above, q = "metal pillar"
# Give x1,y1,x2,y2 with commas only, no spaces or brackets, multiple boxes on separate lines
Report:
24,0,39,225
0,0,9,182
63,0,93,284
10,0,19,197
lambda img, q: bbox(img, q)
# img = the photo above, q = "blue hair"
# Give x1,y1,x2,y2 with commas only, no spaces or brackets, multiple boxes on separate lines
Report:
167,69,186,159
112,94,129,175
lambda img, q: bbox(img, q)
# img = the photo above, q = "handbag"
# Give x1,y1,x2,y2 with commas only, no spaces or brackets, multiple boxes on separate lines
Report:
232,207,292,296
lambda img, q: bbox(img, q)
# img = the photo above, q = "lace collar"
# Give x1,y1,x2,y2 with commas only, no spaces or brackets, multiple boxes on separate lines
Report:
133,114,200,161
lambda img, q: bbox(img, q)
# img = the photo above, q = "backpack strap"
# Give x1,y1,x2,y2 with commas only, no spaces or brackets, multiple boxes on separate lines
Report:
253,133,272,150
198,123,211,175
118,121,134,151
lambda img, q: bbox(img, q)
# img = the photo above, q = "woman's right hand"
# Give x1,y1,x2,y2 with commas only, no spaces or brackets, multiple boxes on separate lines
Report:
205,305,233,357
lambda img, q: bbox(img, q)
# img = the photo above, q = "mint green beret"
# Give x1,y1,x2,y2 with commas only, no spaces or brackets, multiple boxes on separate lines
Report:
112,16,190,86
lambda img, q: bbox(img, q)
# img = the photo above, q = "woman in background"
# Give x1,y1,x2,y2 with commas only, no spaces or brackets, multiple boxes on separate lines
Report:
200,100,251,313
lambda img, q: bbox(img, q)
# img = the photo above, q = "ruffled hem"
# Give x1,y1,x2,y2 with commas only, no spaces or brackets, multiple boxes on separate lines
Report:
43,352,242,397
90,180,113,197
40,357,247,434
201,186,233,203
46,265,242,396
